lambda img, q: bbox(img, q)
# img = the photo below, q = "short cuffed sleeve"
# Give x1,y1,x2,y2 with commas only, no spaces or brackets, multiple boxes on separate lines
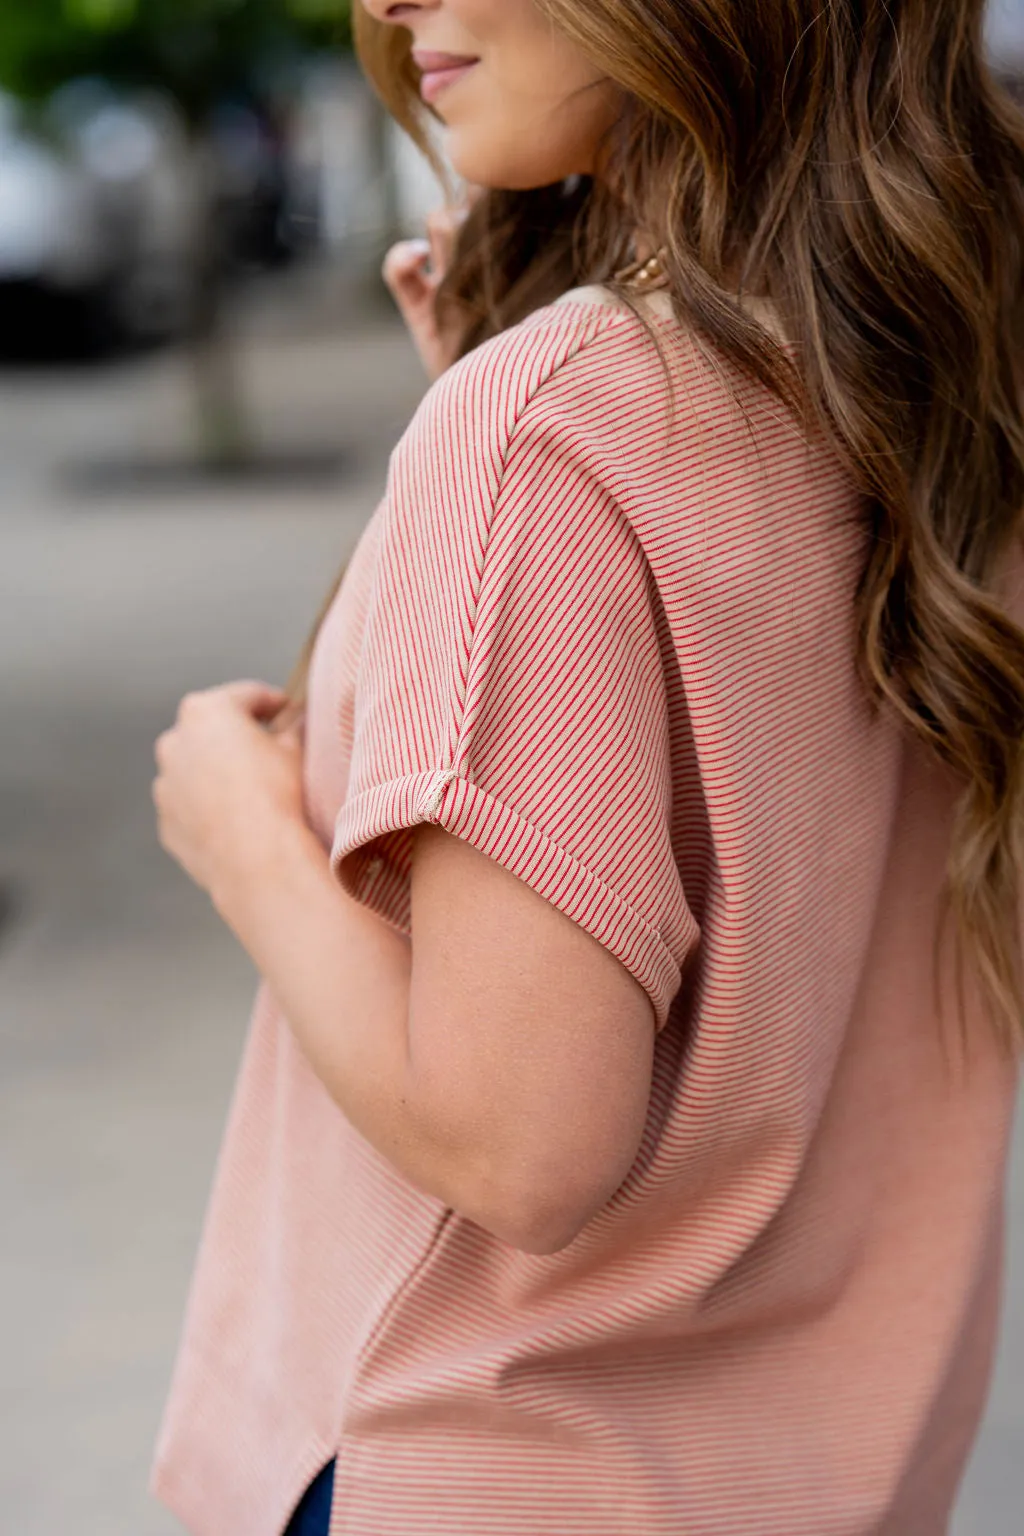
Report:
330,310,698,1030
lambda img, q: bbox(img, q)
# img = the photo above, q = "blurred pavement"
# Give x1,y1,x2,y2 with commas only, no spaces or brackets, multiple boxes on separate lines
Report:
0,273,425,1535
0,273,1021,1533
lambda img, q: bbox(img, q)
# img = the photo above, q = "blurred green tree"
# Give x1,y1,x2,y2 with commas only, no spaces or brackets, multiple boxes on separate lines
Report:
0,0,354,467
0,1,352,119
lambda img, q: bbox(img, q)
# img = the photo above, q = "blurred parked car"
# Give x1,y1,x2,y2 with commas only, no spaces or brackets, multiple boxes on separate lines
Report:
209,96,298,272
0,80,199,356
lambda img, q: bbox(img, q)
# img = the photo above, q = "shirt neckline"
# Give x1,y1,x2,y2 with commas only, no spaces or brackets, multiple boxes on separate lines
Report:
552,282,791,350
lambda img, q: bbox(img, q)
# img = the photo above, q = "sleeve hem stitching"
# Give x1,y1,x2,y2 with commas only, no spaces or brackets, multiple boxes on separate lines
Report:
332,769,691,1031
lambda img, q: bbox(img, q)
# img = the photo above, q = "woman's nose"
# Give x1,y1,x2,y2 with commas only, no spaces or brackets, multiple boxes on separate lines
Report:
359,0,442,24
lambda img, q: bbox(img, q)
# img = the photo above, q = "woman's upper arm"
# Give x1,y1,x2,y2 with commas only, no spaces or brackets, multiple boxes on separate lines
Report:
329,324,698,1249
408,823,656,1254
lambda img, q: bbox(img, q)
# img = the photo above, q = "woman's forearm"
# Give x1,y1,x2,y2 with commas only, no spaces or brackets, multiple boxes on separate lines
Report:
209,820,461,1205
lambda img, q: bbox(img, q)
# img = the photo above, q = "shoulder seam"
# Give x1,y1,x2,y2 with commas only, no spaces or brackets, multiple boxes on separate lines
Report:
487,302,632,498
435,305,630,786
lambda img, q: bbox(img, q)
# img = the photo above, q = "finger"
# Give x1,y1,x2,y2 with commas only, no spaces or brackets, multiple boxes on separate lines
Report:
266,700,305,738
275,723,305,756
154,730,174,768
176,689,204,722
218,681,290,719
425,205,466,278
382,240,432,302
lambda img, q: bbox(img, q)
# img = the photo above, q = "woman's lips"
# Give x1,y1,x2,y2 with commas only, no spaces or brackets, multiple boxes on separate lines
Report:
412,50,479,105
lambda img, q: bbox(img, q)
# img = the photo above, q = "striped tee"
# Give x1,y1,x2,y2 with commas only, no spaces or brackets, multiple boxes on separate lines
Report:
152,286,1019,1536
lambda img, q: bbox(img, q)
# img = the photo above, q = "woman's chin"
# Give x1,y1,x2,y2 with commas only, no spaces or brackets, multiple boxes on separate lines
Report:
445,129,578,192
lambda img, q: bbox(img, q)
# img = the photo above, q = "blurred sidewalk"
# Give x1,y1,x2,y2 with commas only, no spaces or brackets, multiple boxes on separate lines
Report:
0,270,1021,1534
0,271,425,1535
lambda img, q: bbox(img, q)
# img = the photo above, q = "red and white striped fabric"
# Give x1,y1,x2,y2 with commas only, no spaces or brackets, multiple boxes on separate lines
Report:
152,287,1018,1536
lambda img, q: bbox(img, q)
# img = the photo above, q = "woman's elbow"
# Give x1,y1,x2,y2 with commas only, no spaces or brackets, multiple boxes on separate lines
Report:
452,1168,601,1255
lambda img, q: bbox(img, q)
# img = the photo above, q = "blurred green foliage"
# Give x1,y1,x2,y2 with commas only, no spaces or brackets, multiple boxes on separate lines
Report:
0,0,353,119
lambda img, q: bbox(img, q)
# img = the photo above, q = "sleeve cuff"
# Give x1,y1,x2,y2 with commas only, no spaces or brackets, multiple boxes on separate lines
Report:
331,767,687,1033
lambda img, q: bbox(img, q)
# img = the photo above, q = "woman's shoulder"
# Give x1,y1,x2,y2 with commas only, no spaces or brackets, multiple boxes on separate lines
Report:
451,281,681,396
425,285,635,409
380,291,668,570
395,285,679,481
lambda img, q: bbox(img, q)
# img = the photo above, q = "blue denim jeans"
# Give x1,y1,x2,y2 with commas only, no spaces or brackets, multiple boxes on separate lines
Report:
283,1459,336,1536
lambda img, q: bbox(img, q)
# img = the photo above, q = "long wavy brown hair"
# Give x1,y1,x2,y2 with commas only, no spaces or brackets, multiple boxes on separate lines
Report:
293,0,1024,1044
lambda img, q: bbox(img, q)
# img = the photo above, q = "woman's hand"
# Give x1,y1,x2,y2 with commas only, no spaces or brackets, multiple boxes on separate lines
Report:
382,202,472,381
153,682,309,909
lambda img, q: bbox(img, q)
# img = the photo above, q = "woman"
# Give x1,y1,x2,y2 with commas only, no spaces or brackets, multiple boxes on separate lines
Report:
149,2,1024,1533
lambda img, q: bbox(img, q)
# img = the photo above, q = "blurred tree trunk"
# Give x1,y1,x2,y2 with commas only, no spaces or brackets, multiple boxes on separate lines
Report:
187,133,254,471
367,91,402,254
